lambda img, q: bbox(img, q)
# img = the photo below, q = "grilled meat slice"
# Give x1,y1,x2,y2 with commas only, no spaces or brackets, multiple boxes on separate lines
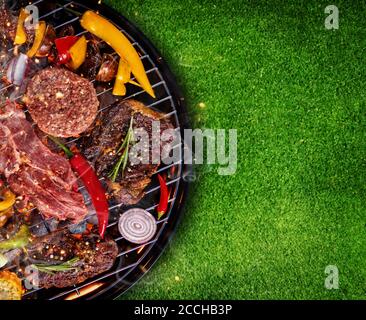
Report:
81,100,175,205
27,230,118,289
0,102,88,222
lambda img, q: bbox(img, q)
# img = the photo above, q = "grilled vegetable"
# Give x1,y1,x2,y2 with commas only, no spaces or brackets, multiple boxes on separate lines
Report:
27,21,46,58
0,225,30,250
0,253,8,268
6,53,30,86
0,188,16,228
0,271,22,300
0,208,13,229
68,36,87,70
113,58,130,96
0,188,15,212
118,208,157,244
54,35,79,65
35,25,56,58
14,8,29,45
71,154,109,238
157,174,169,220
80,10,155,98
96,53,118,82
48,137,109,239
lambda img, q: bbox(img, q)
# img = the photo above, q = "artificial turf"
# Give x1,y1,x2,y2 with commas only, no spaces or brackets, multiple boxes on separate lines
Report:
105,0,366,299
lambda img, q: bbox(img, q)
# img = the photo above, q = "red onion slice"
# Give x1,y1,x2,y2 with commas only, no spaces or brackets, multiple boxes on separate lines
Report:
6,53,29,86
118,208,157,244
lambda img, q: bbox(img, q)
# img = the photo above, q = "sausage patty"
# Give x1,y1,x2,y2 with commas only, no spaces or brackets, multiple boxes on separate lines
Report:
24,67,99,138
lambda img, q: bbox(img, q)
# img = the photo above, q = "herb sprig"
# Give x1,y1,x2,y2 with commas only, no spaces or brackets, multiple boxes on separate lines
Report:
109,115,135,182
32,257,80,274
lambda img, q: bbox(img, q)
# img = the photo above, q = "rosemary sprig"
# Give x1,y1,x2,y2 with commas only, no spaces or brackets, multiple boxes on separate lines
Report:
32,257,80,274
109,116,135,182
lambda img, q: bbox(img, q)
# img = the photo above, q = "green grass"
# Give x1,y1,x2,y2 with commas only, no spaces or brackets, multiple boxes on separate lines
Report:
105,0,366,299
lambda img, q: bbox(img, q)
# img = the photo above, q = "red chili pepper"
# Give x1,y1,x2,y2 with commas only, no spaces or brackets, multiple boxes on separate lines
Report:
55,36,79,65
157,174,169,220
70,154,109,238
49,137,109,239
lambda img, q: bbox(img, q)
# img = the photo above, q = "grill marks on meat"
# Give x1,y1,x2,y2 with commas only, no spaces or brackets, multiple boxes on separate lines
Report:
82,100,175,205
27,231,118,289
0,102,88,222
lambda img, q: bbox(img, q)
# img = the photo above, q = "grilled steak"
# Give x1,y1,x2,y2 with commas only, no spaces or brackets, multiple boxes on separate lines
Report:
82,100,175,205
24,67,99,138
27,230,118,289
0,102,88,222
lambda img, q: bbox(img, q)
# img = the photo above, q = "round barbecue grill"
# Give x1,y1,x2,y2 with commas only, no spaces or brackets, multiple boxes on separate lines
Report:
2,0,190,300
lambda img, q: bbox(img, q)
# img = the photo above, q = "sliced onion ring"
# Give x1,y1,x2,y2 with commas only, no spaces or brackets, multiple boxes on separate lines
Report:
118,208,157,244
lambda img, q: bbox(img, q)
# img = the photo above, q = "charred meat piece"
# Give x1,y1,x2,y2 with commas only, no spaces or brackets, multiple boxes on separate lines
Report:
82,100,175,205
24,67,99,138
57,25,75,38
27,230,118,289
0,102,88,222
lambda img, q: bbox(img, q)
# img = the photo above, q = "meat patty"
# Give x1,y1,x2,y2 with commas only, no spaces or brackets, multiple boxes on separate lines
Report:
24,67,99,138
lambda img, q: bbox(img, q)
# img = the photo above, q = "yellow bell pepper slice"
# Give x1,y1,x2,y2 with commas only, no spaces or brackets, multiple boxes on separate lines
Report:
0,189,16,212
14,9,29,45
113,81,127,96
68,36,87,70
128,80,141,88
80,11,155,98
27,21,46,58
113,57,130,96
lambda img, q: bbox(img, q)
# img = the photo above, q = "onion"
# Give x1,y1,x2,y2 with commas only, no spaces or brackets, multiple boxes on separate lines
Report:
96,54,118,82
6,53,29,86
118,208,157,244
0,253,8,268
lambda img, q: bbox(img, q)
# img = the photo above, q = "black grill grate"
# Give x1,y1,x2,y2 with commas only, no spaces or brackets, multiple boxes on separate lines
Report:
1,0,190,300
